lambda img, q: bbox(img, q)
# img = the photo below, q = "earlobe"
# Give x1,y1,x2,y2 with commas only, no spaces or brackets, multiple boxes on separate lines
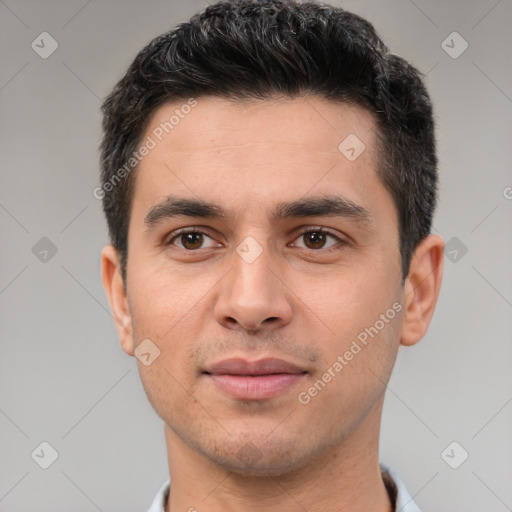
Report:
400,234,444,347
100,245,135,356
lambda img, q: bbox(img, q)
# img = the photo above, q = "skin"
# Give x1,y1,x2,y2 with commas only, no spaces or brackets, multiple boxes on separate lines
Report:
102,96,444,512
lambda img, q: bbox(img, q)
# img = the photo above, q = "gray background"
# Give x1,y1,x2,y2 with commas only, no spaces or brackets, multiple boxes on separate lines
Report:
1,0,511,510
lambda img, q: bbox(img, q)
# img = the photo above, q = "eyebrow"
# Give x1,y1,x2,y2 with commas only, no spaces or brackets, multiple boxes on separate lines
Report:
143,195,372,229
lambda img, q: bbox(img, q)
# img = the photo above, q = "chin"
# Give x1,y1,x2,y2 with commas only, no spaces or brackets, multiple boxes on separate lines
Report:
201,436,317,478
212,454,305,478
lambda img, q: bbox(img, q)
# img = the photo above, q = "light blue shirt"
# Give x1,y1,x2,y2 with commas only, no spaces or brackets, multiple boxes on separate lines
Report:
147,463,420,512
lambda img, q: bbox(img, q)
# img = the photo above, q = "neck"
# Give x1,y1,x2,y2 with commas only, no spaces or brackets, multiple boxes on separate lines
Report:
164,396,393,512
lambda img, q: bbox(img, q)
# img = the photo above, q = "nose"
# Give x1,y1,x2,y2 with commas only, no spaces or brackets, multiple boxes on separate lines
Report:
213,243,293,332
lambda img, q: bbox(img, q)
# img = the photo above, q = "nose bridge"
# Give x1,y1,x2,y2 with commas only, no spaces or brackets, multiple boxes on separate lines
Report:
233,238,273,300
214,236,292,330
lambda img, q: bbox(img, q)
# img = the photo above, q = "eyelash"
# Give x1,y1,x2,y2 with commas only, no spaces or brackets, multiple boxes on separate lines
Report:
165,227,347,251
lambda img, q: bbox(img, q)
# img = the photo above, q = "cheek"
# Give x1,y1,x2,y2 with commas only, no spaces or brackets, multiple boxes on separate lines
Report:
128,269,212,411
128,264,211,341
296,310,401,439
133,314,201,425
296,263,400,342
295,265,402,398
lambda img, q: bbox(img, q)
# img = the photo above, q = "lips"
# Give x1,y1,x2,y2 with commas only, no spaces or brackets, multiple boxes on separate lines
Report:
204,357,306,376
203,357,307,400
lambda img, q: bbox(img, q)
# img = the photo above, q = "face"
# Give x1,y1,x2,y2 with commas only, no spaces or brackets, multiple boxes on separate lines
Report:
112,96,408,476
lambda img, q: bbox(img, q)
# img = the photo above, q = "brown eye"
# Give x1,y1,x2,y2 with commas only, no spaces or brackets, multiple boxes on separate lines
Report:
168,230,219,250
290,228,341,251
180,232,204,250
303,231,328,249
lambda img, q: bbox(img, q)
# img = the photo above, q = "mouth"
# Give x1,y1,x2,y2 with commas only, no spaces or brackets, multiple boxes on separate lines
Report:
203,357,308,401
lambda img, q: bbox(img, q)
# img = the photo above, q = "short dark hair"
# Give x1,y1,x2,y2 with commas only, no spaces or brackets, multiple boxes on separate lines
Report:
100,0,437,284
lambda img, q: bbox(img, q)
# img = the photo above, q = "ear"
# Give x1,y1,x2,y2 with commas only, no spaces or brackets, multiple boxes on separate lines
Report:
400,234,444,347
101,245,135,356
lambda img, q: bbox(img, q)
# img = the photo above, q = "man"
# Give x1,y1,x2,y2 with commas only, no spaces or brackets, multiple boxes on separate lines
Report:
99,1,443,510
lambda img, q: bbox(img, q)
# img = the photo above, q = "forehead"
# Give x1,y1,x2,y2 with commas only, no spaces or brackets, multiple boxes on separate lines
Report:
129,95,393,227
144,95,377,157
